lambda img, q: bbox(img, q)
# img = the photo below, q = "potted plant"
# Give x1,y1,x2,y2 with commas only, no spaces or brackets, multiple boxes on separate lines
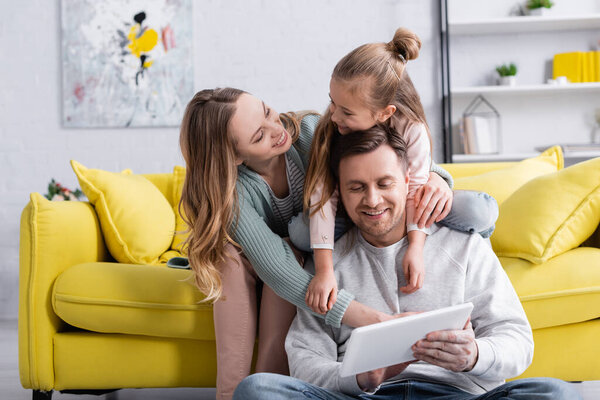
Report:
496,63,518,86
526,0,554,16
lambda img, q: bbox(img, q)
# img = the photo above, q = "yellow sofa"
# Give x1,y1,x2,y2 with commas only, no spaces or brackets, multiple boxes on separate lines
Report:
19,153,600,398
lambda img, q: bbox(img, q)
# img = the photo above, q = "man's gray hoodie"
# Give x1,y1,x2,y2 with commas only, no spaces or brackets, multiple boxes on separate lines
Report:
285,225,533,396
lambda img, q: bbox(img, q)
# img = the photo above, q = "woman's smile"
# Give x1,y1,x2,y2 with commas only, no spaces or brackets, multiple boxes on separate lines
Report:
274,130,288,147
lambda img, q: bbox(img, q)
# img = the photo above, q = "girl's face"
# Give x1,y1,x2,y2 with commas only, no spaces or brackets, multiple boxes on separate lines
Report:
329,78,394,135
229,93,292,165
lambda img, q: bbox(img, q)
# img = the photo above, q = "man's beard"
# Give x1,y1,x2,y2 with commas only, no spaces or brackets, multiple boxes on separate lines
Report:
355,210,405,240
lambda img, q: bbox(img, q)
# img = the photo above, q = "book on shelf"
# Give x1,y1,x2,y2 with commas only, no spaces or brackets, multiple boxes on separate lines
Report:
460,115,499,155
553,51,600,83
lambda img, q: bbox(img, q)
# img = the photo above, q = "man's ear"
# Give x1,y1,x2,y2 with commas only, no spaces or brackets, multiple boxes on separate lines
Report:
377,105,397,123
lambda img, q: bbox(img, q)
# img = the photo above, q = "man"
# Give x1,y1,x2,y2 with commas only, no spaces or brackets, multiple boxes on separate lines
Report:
233,126,579,399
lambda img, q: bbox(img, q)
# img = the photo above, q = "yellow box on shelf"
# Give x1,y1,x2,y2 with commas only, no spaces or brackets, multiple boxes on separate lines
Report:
553,52,582,83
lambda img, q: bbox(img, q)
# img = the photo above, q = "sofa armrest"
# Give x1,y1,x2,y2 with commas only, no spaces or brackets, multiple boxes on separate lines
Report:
19,193,109,390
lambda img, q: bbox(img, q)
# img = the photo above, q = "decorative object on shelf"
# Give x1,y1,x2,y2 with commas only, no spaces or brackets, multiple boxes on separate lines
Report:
496,63,517,86
61,0,193,128
547,76,569,85
553,51,600,83
526,0,554,16
44,179,84,201
459,95,502,155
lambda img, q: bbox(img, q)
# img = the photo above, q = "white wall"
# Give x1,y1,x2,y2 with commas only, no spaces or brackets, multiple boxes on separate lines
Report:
0,1,443,319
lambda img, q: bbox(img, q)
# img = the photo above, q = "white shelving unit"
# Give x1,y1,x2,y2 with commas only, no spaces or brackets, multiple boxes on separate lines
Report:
454,151,600,164
452,82,600,97
450,14,600,35
452,153,539,162
441,1,600,163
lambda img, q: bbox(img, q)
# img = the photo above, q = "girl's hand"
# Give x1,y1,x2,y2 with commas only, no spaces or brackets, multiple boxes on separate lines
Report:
414,173,453,228
400,244,424,294
305,270,338,314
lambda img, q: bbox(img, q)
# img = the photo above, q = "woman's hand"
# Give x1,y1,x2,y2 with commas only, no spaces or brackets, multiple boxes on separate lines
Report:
305,270,338,314
414,173,453,228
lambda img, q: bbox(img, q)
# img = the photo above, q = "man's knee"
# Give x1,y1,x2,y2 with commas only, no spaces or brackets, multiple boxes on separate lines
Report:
512,377,582,399
233,373,272,400
233,373,276,400
537,377,581,398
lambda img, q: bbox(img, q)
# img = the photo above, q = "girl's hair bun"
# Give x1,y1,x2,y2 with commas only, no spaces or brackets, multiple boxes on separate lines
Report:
387,27,421,62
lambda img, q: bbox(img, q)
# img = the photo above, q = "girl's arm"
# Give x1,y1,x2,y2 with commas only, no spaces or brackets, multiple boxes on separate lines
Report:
307,186,339,314
402,123,434,293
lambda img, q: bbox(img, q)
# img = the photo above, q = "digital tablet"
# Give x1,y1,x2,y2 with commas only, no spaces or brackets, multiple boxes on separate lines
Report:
339,302,474,377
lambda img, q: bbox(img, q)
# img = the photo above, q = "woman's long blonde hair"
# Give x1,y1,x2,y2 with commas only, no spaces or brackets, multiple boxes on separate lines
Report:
179,87,308,302
304,27,432,214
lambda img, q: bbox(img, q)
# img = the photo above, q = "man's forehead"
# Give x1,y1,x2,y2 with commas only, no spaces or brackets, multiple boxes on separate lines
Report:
339,145,405,182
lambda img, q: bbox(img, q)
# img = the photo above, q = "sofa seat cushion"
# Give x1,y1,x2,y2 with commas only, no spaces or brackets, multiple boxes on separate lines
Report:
500,247,600,330
53,263,214,340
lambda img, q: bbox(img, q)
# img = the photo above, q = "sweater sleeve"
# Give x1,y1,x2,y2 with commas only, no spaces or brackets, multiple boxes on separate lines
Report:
309,185,339,250
285,309,364,396
462,235,534,379
405,124,431,231
232,189,354,327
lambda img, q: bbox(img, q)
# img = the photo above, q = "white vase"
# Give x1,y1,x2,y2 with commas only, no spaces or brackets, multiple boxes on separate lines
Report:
499,76,517,86
528,8,552,16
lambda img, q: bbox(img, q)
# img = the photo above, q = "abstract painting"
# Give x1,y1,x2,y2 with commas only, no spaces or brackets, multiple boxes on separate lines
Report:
61,0,193,127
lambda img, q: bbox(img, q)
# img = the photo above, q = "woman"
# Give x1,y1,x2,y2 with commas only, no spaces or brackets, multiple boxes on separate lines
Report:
178,87,454,399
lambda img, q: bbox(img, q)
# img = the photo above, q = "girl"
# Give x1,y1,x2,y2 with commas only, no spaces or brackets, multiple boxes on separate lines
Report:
178,87,457,399
298,27,498,314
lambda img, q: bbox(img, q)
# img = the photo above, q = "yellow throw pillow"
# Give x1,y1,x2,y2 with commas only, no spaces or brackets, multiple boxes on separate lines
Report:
172,165,189,254
492,156,600,264
452,146,563,205
71,160,175,265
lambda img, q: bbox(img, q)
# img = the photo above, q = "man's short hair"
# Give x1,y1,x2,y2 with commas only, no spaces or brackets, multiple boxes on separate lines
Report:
330,124,408,179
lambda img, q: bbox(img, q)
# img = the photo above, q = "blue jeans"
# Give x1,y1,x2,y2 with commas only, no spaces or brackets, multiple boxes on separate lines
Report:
288,190,499,252
234,373,581,400
438,190,498,239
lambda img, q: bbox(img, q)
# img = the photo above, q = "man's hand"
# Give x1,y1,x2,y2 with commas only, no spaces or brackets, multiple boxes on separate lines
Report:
305,270,338,314
411,319,478,372
356,361,415,392
414,173,453,228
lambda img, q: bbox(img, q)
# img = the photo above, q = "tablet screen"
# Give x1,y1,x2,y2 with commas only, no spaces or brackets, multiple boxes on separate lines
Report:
340,302,474,377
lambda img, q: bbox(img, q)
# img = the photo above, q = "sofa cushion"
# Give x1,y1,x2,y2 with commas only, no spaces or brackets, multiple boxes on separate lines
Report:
71,160,175,265
492,156,600,263
450,146,563,205
53,262,214,340
500,247,600,330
